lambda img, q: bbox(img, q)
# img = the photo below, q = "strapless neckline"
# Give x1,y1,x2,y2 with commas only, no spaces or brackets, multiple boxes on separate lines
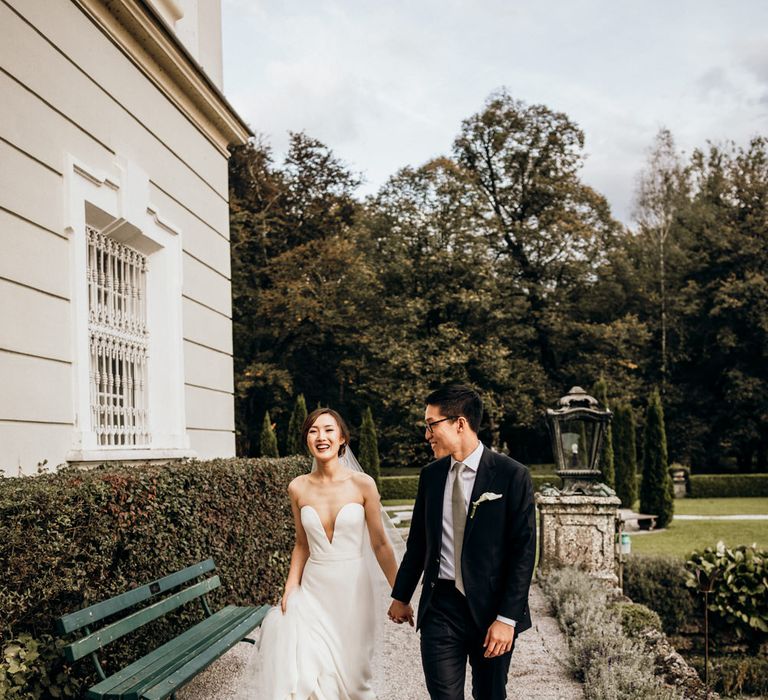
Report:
301,502,364,545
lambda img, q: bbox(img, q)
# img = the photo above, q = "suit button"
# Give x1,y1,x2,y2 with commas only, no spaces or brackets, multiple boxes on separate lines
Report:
431,582,435,588
435,558,440,565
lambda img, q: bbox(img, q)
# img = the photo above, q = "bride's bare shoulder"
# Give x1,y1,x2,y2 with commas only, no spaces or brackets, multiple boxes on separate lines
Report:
288,473,309,498
350,470,377,495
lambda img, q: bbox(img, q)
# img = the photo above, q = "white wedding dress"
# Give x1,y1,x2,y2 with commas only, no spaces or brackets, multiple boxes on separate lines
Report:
250,502,378,699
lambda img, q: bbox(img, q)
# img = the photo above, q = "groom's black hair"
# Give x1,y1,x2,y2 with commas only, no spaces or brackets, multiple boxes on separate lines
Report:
425,385,483,434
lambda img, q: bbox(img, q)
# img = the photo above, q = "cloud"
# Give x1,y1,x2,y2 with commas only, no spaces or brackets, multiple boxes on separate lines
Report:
222,0,768,224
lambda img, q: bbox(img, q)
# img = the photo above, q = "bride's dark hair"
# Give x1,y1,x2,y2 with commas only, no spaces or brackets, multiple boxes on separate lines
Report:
301,407,351,457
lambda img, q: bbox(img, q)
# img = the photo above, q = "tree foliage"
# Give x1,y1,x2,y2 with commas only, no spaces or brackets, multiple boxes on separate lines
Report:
228,95,768,474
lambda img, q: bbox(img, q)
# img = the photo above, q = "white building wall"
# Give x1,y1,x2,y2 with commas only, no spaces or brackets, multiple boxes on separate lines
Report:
0,0,239,474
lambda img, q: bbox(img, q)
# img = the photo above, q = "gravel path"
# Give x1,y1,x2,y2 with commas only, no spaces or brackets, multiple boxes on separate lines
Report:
178,582,583,700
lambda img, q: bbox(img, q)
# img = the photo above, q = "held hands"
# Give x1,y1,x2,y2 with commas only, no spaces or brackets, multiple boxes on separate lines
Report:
387,599,414,626
483,620,515,658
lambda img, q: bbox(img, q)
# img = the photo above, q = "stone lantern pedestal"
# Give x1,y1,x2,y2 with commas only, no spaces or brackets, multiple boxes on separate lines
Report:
536,491,621,590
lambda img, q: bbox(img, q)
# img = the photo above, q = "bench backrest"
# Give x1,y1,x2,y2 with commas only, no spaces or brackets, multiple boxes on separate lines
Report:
57,559,219,663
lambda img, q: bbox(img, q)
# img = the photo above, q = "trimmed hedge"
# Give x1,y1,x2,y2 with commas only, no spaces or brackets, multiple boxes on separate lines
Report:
689,473,768,498
622,555,697,635
380,475,418,500
381,472,557,501
0,456,309,696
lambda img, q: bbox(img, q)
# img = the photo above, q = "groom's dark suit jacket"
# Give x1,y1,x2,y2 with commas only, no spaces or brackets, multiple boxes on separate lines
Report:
392,446,537,633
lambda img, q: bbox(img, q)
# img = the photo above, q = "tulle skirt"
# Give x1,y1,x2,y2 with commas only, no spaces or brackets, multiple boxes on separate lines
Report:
245,555,377,700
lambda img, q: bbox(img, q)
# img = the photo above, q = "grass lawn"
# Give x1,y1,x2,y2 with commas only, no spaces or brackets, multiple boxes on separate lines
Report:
674,497,768,515
382,499,416,507
628,520,767,558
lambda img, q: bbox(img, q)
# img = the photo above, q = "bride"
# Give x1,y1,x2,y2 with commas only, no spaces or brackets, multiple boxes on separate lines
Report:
245,407,409,699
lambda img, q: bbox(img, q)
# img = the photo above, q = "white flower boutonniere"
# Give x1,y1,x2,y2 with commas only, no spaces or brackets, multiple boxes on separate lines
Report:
470,491,503,519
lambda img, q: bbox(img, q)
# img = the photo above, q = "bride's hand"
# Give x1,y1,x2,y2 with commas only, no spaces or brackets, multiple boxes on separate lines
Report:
281,584,298,614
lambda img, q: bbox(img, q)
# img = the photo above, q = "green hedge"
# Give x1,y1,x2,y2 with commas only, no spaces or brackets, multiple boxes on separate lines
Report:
689,473,768,498
622,555,696,635
381,475,418,500
381,472,557,501
0,456,308,697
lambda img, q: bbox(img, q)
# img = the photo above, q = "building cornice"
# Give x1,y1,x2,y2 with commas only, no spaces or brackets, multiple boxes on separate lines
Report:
73,0,252,156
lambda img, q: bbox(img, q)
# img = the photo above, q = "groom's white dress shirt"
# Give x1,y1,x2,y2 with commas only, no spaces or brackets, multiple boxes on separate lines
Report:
439,441,516,627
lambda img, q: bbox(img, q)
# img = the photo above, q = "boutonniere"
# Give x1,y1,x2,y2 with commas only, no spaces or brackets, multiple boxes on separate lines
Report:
470,492,503,518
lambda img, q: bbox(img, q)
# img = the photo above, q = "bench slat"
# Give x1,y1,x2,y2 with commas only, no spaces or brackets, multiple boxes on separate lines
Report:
139,606,270,700
91,605,247,698
120,607,263,700
65,577,220,662
57,560,215,634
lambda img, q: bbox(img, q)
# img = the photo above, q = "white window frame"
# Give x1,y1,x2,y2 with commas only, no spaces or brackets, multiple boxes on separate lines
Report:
64,155,192,462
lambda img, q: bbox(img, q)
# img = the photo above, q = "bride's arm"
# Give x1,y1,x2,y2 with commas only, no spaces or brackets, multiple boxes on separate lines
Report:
360,476,400,589
281,478,310,613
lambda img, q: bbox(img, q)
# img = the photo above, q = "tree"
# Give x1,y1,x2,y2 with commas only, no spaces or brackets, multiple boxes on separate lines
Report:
230,133,364,455
640,389,674,527
259,411,279,457
633,128,690,394
357,407,381,487
671,139,768,469
286,394,308,455
453,90,620,386
613,403,638,508
593,376,615,488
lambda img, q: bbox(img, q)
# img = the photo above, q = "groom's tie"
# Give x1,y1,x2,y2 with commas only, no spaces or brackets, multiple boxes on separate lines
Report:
452,461,467,595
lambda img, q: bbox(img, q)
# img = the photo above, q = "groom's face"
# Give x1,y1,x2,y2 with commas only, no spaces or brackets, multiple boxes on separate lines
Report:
424,404,460,459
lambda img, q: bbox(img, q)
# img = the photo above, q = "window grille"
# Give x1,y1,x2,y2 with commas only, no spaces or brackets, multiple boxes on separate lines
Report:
87,226,149,446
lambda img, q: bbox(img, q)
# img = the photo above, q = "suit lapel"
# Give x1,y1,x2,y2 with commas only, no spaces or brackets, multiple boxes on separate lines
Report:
464,446,497,544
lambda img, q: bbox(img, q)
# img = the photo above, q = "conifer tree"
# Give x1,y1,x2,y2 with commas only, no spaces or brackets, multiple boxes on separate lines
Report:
358,407,381,488
640,389,674,527
613,403,637,508
593,376,615,488
260,410,279,458
286,394,308,455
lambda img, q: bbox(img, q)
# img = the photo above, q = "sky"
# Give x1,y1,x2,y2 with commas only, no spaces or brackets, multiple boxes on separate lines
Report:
221,0,768,224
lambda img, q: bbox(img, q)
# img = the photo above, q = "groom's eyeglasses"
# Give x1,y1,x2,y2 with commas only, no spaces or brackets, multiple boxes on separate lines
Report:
424,416,458,434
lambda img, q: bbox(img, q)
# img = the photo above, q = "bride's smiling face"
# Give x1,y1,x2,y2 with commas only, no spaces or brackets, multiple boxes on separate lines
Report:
307,413,346,462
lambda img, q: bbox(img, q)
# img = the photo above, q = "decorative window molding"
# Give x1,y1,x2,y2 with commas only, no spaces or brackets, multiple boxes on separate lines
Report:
65,155,193,463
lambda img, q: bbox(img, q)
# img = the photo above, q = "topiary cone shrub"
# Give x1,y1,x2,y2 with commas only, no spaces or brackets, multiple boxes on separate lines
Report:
260,410,279,457
640,389,674,528
613,403,638,508
286,394,308,455
358,407,381,488
593,376,616,488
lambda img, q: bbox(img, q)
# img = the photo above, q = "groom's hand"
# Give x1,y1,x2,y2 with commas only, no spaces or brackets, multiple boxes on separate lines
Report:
483,620,515,658
388,600,414,626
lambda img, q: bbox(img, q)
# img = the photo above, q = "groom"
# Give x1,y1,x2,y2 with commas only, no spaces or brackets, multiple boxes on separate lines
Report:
388,385,536,699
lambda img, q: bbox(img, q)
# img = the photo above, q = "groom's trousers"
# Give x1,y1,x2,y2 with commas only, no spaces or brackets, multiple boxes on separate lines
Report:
420,580,514,700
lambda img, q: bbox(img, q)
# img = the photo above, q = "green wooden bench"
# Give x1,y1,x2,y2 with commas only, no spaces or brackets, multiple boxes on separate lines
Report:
56,559,270,699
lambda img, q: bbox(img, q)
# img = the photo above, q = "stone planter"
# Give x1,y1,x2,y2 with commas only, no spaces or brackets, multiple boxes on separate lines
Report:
536,492,621,589
670,467,688,499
